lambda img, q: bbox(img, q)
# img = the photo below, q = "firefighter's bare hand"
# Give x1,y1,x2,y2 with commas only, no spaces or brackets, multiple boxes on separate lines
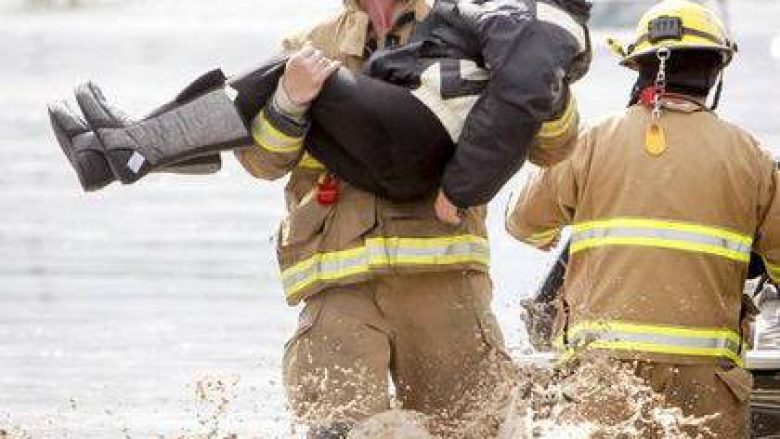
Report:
435,189,462,225
282,42,342,107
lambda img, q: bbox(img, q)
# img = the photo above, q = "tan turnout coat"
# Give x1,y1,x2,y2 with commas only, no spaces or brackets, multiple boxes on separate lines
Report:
507,98,780,366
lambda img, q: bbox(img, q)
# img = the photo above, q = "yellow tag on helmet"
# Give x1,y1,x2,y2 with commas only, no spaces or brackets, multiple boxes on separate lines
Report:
645,121,666,156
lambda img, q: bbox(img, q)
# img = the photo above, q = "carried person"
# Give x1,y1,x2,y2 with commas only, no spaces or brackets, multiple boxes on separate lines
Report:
48,0,590,210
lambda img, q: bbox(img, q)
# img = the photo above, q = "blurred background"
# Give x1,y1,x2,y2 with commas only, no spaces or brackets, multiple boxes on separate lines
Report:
0,0,778,437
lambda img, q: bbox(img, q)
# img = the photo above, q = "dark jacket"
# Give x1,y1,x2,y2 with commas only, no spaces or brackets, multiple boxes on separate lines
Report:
231,0,592,205
368,0,591,207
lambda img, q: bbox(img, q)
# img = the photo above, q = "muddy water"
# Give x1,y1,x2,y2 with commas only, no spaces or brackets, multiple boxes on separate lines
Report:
1,0,779,437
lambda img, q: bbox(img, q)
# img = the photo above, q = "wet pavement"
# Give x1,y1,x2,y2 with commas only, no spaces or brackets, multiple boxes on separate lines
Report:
0,0,778,437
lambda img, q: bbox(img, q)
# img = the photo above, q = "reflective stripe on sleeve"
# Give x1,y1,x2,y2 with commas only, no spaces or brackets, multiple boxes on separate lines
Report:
251,110,304,154
298,153,326,170
555,321,744,367
281,234,490,298
570,218,753,262
537,95,578,140
525,228,561,248
763,257,780,283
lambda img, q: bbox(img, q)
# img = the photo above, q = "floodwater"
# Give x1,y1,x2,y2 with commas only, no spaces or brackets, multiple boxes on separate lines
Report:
0,0,778,437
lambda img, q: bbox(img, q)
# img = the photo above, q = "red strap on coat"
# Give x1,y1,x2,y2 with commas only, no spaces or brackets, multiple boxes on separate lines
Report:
317,175,340,206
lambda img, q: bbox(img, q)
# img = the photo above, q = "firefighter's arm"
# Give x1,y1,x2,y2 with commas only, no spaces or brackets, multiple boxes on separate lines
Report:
504,167,572,250
235,41,340,180
505,133,589,250
528,92,581,168
753,159,780,283
234,85,309,181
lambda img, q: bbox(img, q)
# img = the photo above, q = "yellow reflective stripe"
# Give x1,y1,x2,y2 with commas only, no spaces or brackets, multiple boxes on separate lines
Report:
281,234,490,298
251,111,304,154
568,321,742,346
298,153,325,170
571,236,750,262
583,340,744,368
572,218,752,246
570,217,753,263
282,246,365,280
763,257,780,283
537,95,578,140
284,248,371,295
524,228,561,247
556,320,744,366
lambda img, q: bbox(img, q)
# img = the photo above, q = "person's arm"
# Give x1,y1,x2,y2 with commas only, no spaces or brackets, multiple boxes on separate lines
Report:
505,130,590,250
234,83,309,180
505,168,572,251
528,92,581,168
434,0,589,208
235,43,340,180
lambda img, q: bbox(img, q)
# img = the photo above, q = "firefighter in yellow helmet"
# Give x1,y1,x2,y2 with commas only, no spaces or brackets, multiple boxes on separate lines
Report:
507,1,779,436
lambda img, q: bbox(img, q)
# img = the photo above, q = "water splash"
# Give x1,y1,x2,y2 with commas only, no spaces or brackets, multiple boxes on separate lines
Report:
344,354,717,438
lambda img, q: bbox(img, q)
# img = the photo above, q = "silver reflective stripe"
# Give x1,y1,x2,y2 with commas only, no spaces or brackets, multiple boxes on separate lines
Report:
572,227,752,255
281,250,369,292
281,237,490,297
536,2,587,53
569,329,741,354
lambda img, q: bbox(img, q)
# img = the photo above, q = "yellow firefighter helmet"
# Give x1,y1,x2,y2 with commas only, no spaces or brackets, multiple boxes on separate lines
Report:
608,0,737,70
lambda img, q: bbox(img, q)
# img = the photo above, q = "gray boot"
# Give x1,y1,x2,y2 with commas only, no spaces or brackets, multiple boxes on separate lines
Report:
76,72,251,184
48,100,223,190
48,100,115,191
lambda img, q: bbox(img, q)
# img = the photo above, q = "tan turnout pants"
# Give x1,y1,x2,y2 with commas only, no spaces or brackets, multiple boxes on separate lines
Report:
283,270,516,436
632,361,753,438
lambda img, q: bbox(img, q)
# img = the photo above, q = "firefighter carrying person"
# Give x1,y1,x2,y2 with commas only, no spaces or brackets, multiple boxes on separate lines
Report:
47,0,592,436
236,0,589,436
505,1,780,436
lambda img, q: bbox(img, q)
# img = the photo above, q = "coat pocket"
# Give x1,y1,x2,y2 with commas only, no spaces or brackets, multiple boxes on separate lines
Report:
284,297,324,351
280,188,333,248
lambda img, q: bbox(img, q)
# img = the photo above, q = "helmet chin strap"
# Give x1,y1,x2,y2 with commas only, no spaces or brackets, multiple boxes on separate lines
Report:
709,71,725,110
362,0,397,37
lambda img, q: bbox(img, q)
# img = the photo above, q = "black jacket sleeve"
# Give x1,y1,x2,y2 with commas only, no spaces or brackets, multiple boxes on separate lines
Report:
437,0,590,208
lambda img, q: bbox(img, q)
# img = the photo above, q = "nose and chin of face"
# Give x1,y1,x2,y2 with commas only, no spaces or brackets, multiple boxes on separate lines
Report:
358,0,405,35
